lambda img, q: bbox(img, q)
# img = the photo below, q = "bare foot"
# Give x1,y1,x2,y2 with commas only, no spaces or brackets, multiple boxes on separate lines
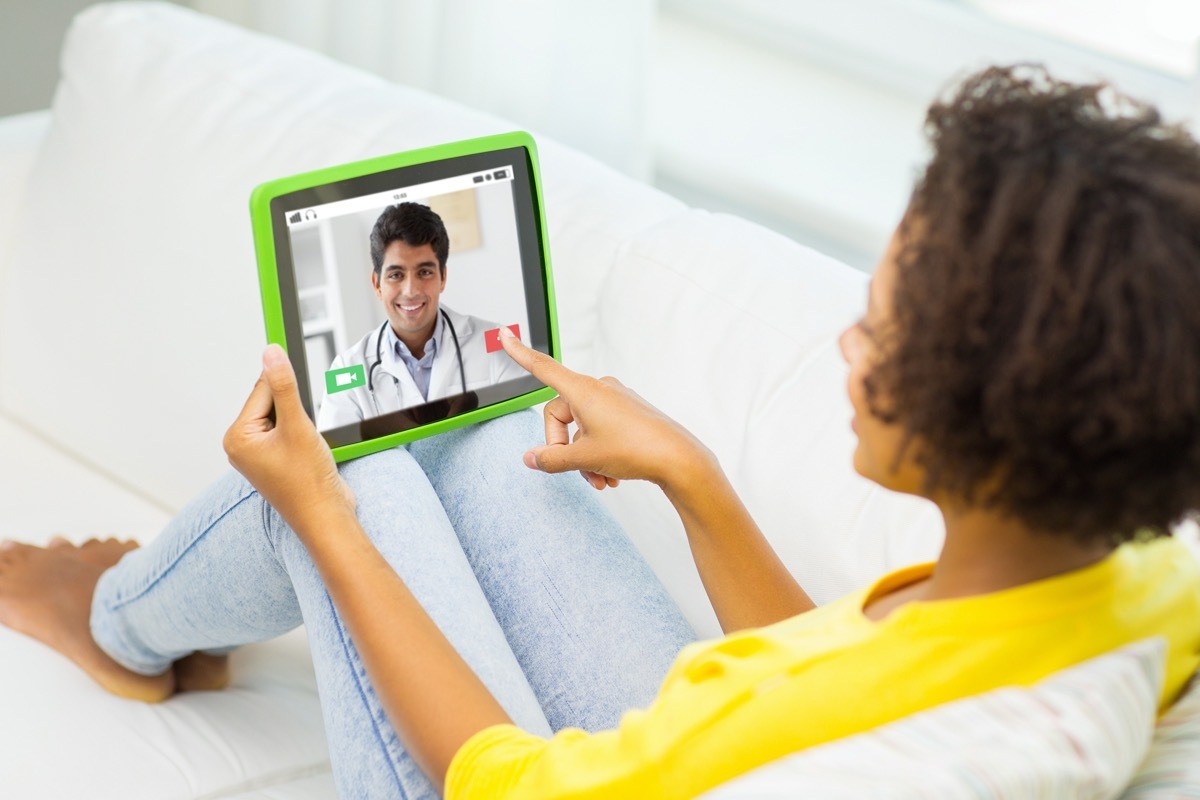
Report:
175,651,231,692
0,539,174,702
48,536,140,567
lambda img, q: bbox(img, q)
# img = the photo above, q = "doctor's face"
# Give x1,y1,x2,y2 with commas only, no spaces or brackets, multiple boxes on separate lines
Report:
372,240,447,352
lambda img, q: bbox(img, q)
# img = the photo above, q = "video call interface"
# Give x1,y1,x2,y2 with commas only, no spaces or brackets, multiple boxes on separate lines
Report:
277,154,548,447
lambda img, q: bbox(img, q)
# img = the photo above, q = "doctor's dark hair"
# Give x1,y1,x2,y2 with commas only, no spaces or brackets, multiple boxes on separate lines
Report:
866,64,1200,546
369,202,450,277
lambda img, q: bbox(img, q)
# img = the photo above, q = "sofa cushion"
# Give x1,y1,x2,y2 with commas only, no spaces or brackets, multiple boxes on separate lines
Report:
0,412,333,798
0,110,49,296
1120,672,1200,798
221,772,337,800
0,414,169,543
700,638,1165,799
1,621,329,799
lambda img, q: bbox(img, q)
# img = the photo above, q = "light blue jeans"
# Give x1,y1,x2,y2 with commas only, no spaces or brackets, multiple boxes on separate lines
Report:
89,411,697,798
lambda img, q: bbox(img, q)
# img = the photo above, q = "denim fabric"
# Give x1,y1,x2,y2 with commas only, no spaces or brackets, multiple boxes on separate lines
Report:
90,410,697,799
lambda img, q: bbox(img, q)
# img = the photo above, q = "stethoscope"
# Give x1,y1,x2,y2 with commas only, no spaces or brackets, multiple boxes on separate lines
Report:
364,307,466,414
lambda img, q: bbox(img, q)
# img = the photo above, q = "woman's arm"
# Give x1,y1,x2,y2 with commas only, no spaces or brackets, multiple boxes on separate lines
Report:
223,346,509,792
498,330,814,632
661,454,816,631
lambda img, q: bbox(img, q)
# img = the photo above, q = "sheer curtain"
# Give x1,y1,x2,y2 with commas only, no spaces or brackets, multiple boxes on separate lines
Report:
189,0,657,178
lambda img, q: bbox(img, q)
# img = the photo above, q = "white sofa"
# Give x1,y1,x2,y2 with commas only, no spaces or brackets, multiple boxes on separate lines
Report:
1,4,1196,798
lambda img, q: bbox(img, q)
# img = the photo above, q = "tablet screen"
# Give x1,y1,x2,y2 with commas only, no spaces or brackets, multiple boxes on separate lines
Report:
258,141,554,454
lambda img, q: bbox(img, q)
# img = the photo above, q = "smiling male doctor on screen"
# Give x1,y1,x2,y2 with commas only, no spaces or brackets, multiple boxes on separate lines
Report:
316,202,525,430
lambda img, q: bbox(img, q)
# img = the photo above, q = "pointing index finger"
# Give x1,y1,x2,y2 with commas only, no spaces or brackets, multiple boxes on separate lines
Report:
499,327,585,396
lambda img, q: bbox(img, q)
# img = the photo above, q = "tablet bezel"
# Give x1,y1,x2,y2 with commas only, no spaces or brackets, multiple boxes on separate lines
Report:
249,132,560,462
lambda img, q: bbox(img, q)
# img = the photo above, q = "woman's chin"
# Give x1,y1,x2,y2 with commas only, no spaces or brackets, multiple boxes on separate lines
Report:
851,447,874,483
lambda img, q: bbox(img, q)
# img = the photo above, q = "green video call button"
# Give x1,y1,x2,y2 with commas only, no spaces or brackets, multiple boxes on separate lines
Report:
325,364,366,394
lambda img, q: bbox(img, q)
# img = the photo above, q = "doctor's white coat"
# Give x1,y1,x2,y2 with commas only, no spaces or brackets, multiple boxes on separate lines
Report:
316,305,526,430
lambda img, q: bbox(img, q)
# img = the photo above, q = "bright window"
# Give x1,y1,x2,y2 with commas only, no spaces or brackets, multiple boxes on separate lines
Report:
653,0,1200,271
960,0,1200,78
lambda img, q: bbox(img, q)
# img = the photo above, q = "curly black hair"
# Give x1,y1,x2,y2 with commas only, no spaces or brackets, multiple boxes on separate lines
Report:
369,202,450,277
868,64,1200,545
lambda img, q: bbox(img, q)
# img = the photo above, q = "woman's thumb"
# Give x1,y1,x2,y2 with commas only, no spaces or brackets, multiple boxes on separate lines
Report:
523,443,586,475
262,345,304,418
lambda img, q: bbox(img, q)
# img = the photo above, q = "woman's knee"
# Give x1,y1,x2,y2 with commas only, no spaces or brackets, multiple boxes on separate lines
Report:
335,447,454,543
338,446,425,493
409,409,540,478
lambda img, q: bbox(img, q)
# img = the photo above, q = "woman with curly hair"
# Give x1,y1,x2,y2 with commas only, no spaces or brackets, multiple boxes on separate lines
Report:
1,65,1198,799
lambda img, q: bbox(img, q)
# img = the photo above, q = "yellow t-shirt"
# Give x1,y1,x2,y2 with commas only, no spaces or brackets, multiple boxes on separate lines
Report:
446,537,1200,800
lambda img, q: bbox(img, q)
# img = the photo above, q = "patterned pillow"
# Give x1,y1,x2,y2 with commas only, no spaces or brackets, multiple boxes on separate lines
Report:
1119,672,1200,798
700,639,1164,800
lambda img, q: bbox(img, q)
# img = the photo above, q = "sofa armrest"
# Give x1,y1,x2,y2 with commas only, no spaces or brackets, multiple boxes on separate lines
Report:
0,110,51,289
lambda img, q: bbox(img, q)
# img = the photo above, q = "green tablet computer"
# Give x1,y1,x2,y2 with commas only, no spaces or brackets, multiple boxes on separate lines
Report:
250,132,560,462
